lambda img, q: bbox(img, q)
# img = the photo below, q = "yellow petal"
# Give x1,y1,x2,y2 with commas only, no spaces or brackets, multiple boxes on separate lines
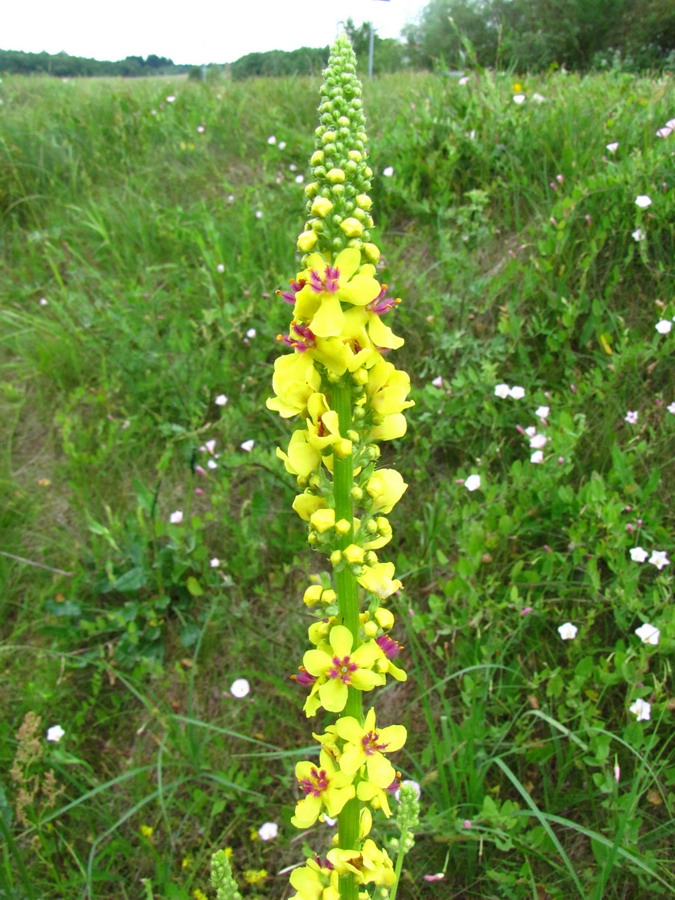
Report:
311,294,344,338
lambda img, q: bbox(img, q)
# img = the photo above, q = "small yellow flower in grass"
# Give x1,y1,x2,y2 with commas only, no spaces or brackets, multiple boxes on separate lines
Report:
292,750,355,828
193,890,208,900
302,625,384,713
181,856,193,869
335,707,407,787
243,868,268,885
139,824,154,838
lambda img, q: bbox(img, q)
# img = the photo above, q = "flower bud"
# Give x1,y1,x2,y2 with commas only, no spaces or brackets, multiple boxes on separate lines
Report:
311,196,334,217
335,518,351,536
333,438,353,458
364,620,378,637
321,131,338,144
303,585,324,607
343,544,365,565
326,167,346,184
351,486,364,501
310,150,325,165
297,230,317,252
363,242,380,263
321,589,337,604
340,217,363,238
330,550,342,566
304,181,319,197
355,193,372,209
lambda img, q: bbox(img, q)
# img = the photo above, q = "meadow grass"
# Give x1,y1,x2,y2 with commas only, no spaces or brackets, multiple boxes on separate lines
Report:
0,68,673,900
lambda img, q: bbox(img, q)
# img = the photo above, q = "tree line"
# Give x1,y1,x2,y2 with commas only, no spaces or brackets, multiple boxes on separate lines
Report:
0,49,191,77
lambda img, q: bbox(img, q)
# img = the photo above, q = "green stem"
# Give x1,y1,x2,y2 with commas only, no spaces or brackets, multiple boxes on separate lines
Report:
333,383,362,900
389,840,407,900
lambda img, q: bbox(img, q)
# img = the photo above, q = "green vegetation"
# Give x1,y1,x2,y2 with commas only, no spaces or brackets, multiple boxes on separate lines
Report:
1,65,673,900
0,49,194,78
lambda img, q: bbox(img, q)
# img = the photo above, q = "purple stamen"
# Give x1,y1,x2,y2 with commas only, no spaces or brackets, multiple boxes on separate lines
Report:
376,634,402,658
361,730,389,755
367,284,399,315
309,265,341,294
277,278,306,304
299,767,329,797
328,655,357,683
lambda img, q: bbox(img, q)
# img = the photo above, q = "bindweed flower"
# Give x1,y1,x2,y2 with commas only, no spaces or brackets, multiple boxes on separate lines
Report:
509,385,525,399
655,319,672,334
464,474,481,492
635,623,660,646
494,383,510,398
257,822,279,841
630,546,648,562
535,405,550,419
632,228,645,242
215,394,228,405
558,622,578,640
635,195,652,209
169,510,183,524
513,94,525,105
46,725,65,742
629,698,651,721
606,142,619,153
424,873,446,882
624,411,638,424
382,166,394,177
530,450,544,464
668,402,675,414
229,678,250,698
240,440,255,452
648,550,670,570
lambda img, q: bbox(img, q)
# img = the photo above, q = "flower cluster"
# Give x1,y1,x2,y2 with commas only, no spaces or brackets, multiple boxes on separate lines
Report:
267,36,413,900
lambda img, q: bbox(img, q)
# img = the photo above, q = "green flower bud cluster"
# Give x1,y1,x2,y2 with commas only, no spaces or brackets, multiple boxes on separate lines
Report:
210,850,243,900
302,36,376,256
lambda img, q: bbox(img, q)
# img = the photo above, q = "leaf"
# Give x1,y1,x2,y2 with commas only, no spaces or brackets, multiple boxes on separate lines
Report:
186,576,204,597
111,567,148,592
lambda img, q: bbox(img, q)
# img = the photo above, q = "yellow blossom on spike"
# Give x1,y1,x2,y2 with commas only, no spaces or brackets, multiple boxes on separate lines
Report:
366,469,408,513
336,707,406,786
302,626,383,713
267,353,321,418
297,230,318,252
310,508,336,534
340,217,364,238
292,492,326,521
311,196,334,217
357,562,403,599
292,750,355,828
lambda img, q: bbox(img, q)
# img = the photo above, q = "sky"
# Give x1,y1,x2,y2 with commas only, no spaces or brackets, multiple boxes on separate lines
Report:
4,1,428,65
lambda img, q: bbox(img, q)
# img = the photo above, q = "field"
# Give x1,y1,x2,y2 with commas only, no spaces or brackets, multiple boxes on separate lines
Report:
0,65,674,900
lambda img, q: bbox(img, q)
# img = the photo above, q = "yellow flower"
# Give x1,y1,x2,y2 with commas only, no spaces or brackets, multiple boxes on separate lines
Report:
193,890,208,900
366,469,408,513
289,858,340,900
357,561,402,599
293,249,381,338
327,839,395,886
267,353,321,418
297,230,318,252
292,493,326,521
139,824,154,838
277,430,321,478
244,868,268,885
335,707,406,787
292,750,355,828
302,625,384,713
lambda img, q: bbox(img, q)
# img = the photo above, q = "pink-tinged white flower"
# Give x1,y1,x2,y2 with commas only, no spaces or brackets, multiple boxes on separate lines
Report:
382,166,394,177
557,622,578,640
246,328,257,339
240,439,255,452
530,450,544,464
613,762,621,782
509,385,525,399
624,410,638,424
656,126,672,138
629,698,651,721
196,125,205,133
606,142,619,153
535,405,550,419
494,383,510,399
207,459,218,470
513,94,525,105
464,474,481,492
39,297,48,306
424,873,445,882
635,195,652,209
267,135,277,145
529,433,547,449
648,550,670,570
635,623,660,646
210,558,220,568
531,92,545,103
216,263,225,273
257,822,279,841
255,210,263,219
169,510,183,524
166,95,176,103
667,401,675,414
227,194,234,203
632,228,645,242
666,119,675,129
655,319,672,334
215,394,228,406
463,819,472,828
46,725,65,742
629,546,648,563
395,779,421,802
278,140,287,149
205,439,217,454
458,76,469,85
295,174,304,184
525,425,536,437
431,375,444,388
230,678,250,698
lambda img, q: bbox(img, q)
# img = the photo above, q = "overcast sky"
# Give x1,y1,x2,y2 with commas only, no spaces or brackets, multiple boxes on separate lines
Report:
4,1,428,65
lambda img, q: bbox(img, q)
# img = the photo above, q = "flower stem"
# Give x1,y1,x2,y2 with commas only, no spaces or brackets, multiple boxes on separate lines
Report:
333,382,362,900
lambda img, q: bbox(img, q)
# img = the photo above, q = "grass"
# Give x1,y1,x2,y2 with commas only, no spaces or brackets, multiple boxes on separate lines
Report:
0,65,673,900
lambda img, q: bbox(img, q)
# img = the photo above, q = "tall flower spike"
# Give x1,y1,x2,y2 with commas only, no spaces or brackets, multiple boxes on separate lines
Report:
268,34,415,900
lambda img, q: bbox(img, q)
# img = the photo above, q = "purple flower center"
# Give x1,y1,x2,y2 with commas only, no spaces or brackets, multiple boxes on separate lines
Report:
299,767,329,797
361,730,389,755
310,265,340,294
328,655,357,683
277,278,306,304
278,321,316,353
